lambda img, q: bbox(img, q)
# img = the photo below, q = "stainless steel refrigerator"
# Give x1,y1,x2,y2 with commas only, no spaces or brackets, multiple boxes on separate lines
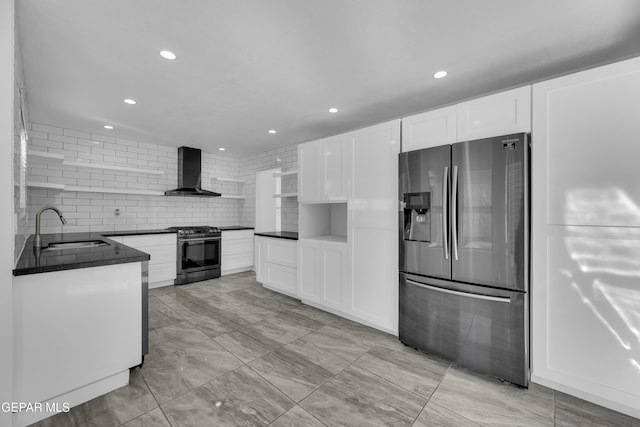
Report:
399,133,529,387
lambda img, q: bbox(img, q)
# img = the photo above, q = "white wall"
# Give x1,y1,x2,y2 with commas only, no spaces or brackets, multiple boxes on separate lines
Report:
1,0,15,425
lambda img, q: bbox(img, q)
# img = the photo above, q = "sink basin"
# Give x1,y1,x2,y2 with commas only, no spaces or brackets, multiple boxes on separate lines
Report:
43,240,110,250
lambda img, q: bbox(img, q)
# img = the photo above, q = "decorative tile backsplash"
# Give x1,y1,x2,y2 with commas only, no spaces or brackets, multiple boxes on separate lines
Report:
26,123,299,234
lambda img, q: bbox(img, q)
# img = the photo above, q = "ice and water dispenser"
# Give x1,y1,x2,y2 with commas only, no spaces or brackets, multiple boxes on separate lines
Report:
403,192,431,242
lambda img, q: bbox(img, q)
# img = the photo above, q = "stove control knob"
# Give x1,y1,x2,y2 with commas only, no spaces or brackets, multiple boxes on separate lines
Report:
178,230,184,236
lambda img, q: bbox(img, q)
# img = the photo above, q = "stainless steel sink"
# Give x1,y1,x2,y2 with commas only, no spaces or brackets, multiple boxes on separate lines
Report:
43,240,109,250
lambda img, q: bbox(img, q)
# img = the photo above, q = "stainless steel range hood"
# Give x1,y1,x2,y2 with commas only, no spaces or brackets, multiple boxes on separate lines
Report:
164,147,221,197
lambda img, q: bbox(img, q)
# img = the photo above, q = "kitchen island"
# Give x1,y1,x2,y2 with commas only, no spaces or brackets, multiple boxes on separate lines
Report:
12,233,152,427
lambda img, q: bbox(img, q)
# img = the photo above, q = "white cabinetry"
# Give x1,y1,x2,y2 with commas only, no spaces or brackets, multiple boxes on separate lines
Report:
221,229,254,275
402,105,456,152
400,86,531,153
456,85,531,141
298,134,351,203
531,56,640,419
348,120,400,333
255,236,297,297
297,119,399,334
13,263,141,426
297,238,349,312
108,233,176,288
298,140,321,202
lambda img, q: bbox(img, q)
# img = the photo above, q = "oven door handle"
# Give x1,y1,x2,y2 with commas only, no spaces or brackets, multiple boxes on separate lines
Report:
181,237,221,243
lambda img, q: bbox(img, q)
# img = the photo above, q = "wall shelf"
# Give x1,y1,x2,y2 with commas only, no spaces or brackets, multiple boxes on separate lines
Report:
26,181,65,190
27,181,164,196
212,177,245,183
272,170,298,177
62,160,164,175
220,194,245,199
27,149,64,161
273,193,298,198
27,149,164,175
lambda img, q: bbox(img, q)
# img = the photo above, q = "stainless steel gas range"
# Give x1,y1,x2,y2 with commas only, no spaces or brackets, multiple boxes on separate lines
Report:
167,226,221,285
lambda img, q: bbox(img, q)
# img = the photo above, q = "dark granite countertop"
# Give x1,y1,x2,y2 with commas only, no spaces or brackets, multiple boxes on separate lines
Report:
103,229,177,237
13,232,151,276
254,231,298,240
219,226,254,231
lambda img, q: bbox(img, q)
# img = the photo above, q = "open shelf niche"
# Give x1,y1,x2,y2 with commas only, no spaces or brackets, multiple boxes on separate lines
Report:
299,202,347,243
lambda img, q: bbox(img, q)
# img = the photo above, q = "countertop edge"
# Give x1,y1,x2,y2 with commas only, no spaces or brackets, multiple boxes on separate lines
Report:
254,231,299,240
13,232,153,276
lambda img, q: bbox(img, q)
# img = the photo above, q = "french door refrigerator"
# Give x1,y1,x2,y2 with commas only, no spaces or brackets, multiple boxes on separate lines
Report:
399,133,529,387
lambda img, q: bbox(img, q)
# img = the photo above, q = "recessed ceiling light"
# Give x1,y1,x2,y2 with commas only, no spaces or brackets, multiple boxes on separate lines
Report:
160,50,176,60
433,70,448,79
268,129,277,134
276,158,282,162
124,98,136,105
218,147,226,151
329,108,338,113
103,125,114,130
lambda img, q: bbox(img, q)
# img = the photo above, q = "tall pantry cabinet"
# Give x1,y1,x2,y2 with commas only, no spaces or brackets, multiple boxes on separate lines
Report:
297,120,400,333
531,56,640,418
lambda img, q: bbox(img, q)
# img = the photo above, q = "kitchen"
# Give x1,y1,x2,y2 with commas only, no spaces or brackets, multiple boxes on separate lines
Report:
3,1,640,426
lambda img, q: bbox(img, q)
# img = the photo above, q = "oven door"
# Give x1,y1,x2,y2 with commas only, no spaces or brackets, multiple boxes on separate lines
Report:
179,237,221,273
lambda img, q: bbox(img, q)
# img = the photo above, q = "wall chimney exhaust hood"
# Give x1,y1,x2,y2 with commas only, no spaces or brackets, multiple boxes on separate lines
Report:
165,146,221,197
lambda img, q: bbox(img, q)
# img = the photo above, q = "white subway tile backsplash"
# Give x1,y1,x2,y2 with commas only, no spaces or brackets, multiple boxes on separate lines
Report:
91,133,116,144
27,122,297,233
32,123,63,135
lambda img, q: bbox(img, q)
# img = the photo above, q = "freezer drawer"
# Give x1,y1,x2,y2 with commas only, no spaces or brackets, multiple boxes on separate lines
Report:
399,273,529,386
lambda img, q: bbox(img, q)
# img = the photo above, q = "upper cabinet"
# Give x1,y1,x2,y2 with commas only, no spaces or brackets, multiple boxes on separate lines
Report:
401,86,531,152
298,134,351,203
298,140,321,202
456,86,531,141
402,105,456,152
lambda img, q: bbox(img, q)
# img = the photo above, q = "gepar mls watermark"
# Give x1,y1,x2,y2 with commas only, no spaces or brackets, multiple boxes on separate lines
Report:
1,402,70,413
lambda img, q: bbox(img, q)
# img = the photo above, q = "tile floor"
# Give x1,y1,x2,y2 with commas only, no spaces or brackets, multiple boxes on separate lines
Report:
33,271,640,427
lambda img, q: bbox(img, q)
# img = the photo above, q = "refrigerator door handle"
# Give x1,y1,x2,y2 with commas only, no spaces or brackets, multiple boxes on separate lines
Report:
406,279,511,303
451,165,459,260
442,166,449,260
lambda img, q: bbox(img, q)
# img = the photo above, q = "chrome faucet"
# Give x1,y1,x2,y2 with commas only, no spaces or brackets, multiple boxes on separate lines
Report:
34,205,67,248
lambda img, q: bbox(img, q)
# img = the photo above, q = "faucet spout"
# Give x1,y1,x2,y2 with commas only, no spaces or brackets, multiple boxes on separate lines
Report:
34,205,67,248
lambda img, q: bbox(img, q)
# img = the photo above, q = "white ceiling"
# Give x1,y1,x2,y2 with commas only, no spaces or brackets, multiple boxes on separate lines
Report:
16,0,640,156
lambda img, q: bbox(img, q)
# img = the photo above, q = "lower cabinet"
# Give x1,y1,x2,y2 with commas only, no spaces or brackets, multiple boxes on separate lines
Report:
255,236,297,297
221,230,254,275
297,238,349,312
108,233,177,289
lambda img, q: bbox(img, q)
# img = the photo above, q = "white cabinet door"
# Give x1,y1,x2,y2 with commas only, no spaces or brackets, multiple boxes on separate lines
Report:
401,105,457,152
349,119,400,333
119,233,177,287
222,230,254,275
457,86,531,141
320,240,349,312
298,140,321,202
297,239,320,303
322,134,350,201
531,56,640,419
256,237,297,297
265,238,297,268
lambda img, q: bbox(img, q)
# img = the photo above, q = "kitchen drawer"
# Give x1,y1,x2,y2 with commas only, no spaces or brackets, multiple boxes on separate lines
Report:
265,239,297,268
222,229,254,241
222,238,253,256
118,234,177,248
149,262,176,286
265,262,297,296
